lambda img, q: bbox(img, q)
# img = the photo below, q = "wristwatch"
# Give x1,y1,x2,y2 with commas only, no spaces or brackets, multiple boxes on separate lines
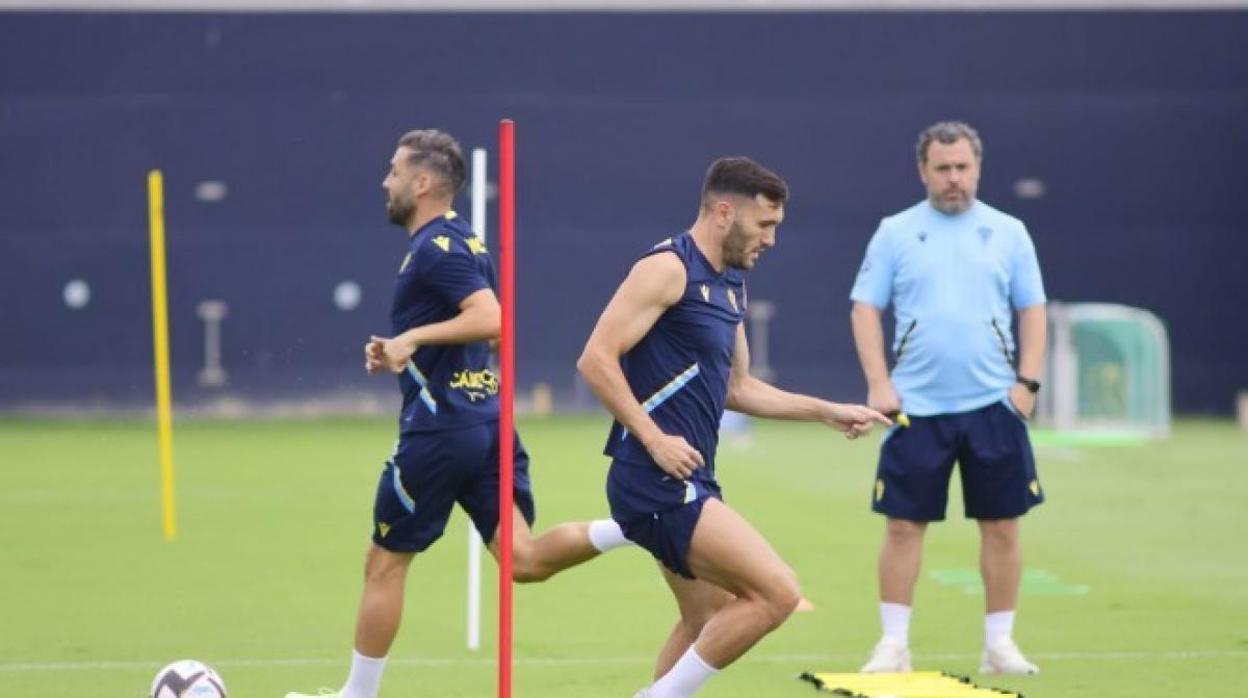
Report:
1016,375,1041,394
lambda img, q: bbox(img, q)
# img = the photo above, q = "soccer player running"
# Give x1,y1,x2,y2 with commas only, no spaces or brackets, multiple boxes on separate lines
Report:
287,129,631,698
578,157,890,698
852,121,1046,676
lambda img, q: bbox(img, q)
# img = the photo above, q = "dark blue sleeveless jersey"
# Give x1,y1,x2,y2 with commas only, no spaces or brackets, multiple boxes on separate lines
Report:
604,232,746,480
391,211,499,433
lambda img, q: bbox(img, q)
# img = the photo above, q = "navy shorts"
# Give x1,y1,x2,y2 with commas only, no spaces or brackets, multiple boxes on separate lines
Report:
372,422,536,553
872,399,1044,521
606,458,722,579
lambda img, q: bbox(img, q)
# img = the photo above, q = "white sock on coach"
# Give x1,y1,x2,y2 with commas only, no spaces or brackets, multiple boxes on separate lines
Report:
985,610,1016,646
588,518,631,552
341,649,387,698
647,646,718,698
880,602,912,644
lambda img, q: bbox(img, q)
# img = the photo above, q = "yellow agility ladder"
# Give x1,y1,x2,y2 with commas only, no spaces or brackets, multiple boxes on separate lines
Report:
799,671,1024,698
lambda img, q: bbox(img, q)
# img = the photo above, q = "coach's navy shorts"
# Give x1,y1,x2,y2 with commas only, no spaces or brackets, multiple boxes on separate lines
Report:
372,421,536,553
607,459,722,579
872,399,1043,521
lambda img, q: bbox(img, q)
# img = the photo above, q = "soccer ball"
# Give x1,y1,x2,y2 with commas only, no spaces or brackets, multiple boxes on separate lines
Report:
150,660,227,698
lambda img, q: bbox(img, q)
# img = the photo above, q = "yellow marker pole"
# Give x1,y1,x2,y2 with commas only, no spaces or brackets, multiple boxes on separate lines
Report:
147,169,177,542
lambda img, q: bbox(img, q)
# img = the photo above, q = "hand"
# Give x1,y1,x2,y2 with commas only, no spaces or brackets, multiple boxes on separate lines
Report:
366,334,416,375
867,381,901,416
364,339,384,375
642,432,705,480
820,402,893,440
1008,383,1035,420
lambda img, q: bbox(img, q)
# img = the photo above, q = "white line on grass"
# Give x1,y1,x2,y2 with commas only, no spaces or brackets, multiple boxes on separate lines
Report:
2,650,1246,673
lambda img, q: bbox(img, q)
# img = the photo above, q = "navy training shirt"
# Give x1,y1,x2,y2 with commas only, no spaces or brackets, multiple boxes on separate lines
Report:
604,232,746,482
390,211,499,433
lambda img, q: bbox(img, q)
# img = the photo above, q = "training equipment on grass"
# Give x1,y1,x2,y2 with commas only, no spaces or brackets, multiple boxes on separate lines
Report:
799,670,1022,698
149,659,227,698
1041,301,1170,437
497,117,517,698
465,144,488,653
147,169,178,542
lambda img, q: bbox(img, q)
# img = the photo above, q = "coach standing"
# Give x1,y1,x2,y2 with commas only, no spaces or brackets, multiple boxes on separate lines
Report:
851,121,1046,676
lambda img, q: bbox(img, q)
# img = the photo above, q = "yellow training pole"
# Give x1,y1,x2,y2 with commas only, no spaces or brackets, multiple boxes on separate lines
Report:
147,169,177,542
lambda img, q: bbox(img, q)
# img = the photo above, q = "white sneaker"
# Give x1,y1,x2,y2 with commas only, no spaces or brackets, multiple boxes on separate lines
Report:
284,690,340,697
980,638,1039,675
860,637,911,673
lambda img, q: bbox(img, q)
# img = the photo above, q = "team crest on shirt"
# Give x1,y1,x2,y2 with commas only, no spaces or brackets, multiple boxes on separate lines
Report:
699,284,710,302
432,235,451,252
978,226,993,245
727,288,739,312
917,231,928,243
398,252,413,273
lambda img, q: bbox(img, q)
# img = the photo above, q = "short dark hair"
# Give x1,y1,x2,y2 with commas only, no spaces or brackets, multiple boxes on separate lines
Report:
701,157,788,208
916,121,983,165
397,129,466,195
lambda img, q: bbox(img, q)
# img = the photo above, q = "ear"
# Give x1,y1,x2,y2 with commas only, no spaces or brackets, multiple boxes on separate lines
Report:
713,198,735,228
412,170,434,197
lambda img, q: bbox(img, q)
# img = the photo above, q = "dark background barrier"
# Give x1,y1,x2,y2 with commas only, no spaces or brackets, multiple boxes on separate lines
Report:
2,10,1245,413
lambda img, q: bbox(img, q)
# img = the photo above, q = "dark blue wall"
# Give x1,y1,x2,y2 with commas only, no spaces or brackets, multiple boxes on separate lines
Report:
2,11,1245,412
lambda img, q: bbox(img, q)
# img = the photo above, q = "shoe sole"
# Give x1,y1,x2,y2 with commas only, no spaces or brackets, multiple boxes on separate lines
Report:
980,665,1038,675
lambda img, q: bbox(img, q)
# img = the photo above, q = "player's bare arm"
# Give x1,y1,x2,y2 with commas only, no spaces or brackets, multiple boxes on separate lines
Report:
850,301,901,415
367,288,501,374
725,324,890,439
1008,303,1047,418
577,252,705,479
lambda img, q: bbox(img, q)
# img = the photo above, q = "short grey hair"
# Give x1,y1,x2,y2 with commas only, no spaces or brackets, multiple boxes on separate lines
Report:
916,121,983,165
397,129,466,195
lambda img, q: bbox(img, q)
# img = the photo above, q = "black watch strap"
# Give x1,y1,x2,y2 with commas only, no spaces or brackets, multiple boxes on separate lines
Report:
1016,375,1041,393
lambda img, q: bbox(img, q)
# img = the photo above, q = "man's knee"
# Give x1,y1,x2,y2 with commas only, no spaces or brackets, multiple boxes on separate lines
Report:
885,517,927,545
364,545,413,585
978,518,1020,549
509,541,553,584
757,566,802,630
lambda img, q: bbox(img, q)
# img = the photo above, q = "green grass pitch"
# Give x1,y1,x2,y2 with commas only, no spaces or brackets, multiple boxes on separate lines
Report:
1,415,1245,697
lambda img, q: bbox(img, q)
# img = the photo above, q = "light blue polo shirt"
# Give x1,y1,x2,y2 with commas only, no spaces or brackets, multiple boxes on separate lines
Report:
850,199,1046,416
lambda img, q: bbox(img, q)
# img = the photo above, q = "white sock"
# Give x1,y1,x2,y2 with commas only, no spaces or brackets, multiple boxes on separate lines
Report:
588,518,631,552
341,650,387,698
647,646,718,698
985,610,1015,646
880,602,912,644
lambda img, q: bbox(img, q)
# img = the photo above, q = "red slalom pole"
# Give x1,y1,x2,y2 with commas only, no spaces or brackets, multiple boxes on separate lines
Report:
497,118,516,698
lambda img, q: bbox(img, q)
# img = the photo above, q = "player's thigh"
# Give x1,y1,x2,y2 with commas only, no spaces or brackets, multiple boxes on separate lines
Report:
684,498,797,601
957,401,1044,519
457,423,536,545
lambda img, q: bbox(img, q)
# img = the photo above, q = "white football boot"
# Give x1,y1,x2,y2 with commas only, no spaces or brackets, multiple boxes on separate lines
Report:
980,637,1040,675
860,636,912,673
